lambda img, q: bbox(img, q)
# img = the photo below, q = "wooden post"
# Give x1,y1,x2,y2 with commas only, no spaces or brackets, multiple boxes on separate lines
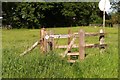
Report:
40,28,45,39
44,30,48,53
79,29,85,60
68,29,72,53
99,29,105,53
51,36,55,50
49,30,54,51
40,28,48,53
40,28,45,53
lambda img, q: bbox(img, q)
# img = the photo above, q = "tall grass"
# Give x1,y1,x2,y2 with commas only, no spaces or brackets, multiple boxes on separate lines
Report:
2,26,118,78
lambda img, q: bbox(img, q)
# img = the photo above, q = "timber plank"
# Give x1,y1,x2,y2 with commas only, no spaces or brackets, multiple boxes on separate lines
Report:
67,52,79,56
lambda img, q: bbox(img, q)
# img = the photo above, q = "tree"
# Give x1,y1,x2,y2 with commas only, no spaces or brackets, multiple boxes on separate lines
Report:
2,2,17,27
108,1,120,26
2,2,103,28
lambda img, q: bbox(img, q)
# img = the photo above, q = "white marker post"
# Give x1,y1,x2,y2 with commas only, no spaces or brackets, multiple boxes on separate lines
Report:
103,0,106,28
99,0,111,29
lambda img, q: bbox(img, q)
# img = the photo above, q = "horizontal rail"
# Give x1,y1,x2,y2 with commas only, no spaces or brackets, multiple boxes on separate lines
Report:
55,43,107,48
67,52,79,56
74,32,106,37
55,44,78,48
85,43,107,48
49,34,70,38
47,33,106,39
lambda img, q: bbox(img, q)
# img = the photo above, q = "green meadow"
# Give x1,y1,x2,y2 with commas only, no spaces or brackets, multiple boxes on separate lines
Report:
2,26,118,78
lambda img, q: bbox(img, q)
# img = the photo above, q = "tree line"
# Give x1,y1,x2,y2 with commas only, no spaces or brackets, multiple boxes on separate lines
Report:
2,2,119,29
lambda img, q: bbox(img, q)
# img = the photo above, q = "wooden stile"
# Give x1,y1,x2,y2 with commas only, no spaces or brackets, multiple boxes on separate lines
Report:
79,29,85,60
21,28,107,62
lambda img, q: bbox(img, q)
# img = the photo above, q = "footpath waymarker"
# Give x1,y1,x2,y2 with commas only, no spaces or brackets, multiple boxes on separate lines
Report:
99,0,111,28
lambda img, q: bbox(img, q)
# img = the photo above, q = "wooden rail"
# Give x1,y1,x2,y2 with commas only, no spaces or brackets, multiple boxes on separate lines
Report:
39,28,107,63
74,32,106,36
55,43,107,49
67,52,79,56
48,32,106,39
20,28,107,61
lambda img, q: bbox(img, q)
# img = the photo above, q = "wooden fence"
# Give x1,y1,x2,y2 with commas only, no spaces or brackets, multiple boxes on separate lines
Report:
39,28,107,63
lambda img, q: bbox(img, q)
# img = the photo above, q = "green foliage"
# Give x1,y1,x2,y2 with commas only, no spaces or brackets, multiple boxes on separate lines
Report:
2,27,118,78
90,13,102,24
111,12,120,24
109,1,120,25
2,2,103,28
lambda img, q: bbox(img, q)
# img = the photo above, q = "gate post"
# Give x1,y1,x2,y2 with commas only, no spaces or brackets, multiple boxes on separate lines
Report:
40,28,45,53
79,29,85,60
40,28,48,53
68,29,72,53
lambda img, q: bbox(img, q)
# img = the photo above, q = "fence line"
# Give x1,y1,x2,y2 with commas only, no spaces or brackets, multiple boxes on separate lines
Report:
20,28,107,63
39,28,107,62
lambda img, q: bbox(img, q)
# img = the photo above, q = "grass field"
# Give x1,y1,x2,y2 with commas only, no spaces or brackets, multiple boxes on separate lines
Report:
2,26,118,78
